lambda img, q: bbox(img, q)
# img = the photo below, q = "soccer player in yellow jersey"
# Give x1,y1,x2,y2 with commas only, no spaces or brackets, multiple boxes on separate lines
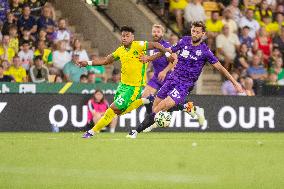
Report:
79,26,172,138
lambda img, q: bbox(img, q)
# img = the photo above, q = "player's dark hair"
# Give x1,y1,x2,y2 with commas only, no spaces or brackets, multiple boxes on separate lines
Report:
120,26,135,34
191,21,206,32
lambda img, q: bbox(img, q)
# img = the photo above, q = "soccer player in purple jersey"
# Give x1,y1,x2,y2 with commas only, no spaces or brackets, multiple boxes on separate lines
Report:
127,21,243,138
143,24,174,113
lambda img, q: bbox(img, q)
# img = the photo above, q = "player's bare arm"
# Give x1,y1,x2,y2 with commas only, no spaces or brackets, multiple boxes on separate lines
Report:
212,62,243,93
147,42,172,54
157,53,177,81
77,54,115,67
140,48,174,63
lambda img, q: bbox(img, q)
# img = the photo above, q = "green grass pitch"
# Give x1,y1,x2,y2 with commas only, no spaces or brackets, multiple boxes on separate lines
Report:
0,132,284,189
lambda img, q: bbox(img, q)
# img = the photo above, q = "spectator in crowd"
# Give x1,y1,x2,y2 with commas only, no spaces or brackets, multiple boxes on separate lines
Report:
239,8,260,39
267,0,277,10
10,0,23,18
8,56,27,82
0,35,16,63
63,53,88,82
29,56,49,83
275,12,284,32
206,11,224,50
72,38,89,61
268,47,281,69
1,59,11,75
243,0,261,10
227,0,242,24
234,43,251,75
169,0,188,32
222,71,240,95
18,40,34,71
87,71,96,83
243,77,255,96
239,26,254,51
168,34,179,45
27,0,47,16
87,89,117,133
1,12,16,35
269,57,284,81
0,0,10,23
254,0,273,23
80,74,88,83
184,0,206,29
19,28,35,48
37,5,55,40
34,40,52,66
54,75,63,83
8,25,19,53
86,55,107,83
222,8,238,34
51,40,71,74
253,26,272,64
107,68,120,83
275,3,284,14
267,73,278,84
273,27,284,56
0,64,14,82
247,54,268,81
54,18,71,46
260,15,278,36
17,4,37,36
36,28,51,47
216,24,240,70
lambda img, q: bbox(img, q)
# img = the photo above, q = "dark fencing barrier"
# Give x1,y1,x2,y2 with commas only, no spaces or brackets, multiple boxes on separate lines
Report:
0,94,283,132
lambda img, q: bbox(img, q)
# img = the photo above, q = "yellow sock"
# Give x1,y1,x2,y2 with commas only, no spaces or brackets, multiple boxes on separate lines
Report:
121,99,143,115
92,108,116,132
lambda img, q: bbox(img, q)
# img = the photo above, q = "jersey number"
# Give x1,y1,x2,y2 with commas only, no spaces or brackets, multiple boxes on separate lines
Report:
116,96,125,105
170,88,181,99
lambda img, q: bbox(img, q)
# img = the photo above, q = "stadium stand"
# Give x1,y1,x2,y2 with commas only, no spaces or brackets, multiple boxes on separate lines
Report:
1,0,284,95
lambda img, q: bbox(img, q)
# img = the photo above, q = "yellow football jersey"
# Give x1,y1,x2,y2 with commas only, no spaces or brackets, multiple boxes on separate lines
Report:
112,41,148,87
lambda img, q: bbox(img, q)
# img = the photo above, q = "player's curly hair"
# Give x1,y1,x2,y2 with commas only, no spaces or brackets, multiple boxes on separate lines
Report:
120,25,135,34
191,21,206,32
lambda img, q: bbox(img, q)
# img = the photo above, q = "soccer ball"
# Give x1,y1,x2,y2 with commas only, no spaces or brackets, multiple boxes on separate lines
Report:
154,111,172,128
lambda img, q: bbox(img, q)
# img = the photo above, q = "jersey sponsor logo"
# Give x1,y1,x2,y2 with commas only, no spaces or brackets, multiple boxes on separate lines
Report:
180,49,198,60
139,41,145,46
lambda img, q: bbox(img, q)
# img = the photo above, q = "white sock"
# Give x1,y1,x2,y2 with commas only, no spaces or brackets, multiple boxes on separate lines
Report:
88,130,95,135
142,98,150,105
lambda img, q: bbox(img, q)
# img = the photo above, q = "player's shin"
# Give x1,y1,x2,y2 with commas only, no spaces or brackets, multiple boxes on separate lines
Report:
92,108,116,133
136,112,156,133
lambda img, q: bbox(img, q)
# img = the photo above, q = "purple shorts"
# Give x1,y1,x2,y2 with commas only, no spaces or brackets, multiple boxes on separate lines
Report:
147,76,165,90
156,78,194,105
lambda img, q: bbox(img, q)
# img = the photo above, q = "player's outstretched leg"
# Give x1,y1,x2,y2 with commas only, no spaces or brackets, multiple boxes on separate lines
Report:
121,95,155,115
126,96,175,139
82,104,118,138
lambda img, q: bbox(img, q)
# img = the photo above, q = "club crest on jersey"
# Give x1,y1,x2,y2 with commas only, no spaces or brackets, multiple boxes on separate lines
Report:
196,50,202,56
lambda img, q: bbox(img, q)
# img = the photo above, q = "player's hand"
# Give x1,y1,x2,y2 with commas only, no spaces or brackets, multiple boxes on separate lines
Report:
76,61,88,67
158,70,167,82
140,55,150,63
167,53,177,63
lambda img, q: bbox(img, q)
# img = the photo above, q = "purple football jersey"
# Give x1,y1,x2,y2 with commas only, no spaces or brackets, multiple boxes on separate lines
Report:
170,36,218,83
149,39,171,77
